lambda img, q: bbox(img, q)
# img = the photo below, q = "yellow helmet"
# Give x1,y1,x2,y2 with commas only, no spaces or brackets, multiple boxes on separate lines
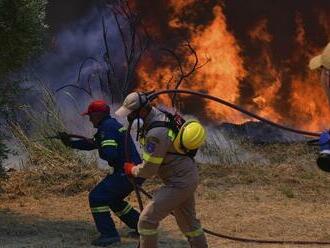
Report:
173,120,207,154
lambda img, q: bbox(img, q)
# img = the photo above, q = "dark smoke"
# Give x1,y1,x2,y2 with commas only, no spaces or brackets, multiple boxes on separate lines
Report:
46,0,98,33
23,4,128,134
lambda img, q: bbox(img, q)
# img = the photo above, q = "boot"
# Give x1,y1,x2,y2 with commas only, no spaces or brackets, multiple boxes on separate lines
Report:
91,235,121,247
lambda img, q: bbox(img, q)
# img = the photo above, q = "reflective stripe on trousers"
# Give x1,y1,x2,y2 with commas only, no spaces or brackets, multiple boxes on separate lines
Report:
184,227,204,238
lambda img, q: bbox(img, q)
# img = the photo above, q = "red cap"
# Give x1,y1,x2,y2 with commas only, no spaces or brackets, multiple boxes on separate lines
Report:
81,100,110,116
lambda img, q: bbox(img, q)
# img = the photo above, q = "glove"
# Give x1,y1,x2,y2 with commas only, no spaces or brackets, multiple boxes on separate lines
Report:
124,162,136,176
58,132,72,147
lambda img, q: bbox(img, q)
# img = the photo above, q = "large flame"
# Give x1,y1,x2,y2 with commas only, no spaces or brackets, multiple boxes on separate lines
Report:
246,18,282,123
136,1,330,131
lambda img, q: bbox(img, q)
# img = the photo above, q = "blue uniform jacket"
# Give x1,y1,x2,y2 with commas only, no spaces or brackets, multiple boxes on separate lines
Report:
319,130,330,152
70,116,142,172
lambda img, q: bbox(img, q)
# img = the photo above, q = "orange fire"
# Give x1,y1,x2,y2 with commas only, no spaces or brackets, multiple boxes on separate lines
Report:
136,2,330,131
246,18,282,123
288,13,330,131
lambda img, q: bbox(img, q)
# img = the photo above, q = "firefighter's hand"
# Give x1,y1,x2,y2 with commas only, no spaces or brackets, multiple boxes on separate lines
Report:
124,162,136,176
58,132,72,147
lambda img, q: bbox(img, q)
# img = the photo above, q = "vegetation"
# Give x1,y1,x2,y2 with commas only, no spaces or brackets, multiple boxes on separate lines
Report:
0,0,48,172
0,88,102,197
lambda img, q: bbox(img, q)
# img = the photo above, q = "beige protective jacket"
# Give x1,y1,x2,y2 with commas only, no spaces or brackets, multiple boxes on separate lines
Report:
131,107,198,188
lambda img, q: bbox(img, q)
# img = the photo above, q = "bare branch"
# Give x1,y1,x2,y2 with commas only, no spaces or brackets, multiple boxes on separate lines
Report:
112,10,129,62
76,57,102,86
166,75,174,89
161,42,205,108
61,90,83,113
87,74,94,98
102,16,115,75
196,55,211,70
92,0,150,100
55,84,92,97
180,42,199,86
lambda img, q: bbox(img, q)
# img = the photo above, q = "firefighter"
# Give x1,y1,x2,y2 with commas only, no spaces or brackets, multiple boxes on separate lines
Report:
115,92,208,248
59,100,144,247
309,42,330,172
309,42,330,103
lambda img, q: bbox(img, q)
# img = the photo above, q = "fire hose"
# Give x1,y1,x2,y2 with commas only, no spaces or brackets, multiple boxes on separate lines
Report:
136,186,330,245
125,122,143,248
148,89,321,137
124,89,330,246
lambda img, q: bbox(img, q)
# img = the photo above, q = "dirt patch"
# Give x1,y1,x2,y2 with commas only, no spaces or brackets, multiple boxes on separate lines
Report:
2,163,330,248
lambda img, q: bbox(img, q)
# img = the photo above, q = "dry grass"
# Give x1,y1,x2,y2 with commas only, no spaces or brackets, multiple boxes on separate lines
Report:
1,123,103,198
1,142,330,247
1,160,330,248
0,87,103,198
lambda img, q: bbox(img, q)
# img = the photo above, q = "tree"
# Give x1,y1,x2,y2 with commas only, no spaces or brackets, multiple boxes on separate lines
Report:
0,0,47,174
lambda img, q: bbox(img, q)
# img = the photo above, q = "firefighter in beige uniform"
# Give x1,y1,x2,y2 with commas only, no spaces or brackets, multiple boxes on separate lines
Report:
116,92,208,248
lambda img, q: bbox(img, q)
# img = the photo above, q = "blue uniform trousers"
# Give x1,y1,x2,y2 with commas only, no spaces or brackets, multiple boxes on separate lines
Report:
89,172,143,237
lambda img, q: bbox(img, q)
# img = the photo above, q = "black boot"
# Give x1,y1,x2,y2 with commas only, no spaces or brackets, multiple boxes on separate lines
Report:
91,235,120,247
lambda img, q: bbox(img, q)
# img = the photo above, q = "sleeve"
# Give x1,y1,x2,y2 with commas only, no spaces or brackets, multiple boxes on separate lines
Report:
319,130,330,152
70,139,97,150
132,127,172,178
98,127,120,162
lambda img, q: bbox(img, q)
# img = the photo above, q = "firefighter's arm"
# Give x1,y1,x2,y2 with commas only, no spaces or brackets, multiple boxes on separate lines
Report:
129,128,171,178
98,128,120,162
58,132,97,150
70,139,97,150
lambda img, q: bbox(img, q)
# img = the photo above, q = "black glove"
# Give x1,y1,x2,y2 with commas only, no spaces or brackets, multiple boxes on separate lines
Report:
57,132,72,147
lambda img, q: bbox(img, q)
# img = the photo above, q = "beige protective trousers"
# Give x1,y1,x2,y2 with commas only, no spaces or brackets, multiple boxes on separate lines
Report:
138,185,208,248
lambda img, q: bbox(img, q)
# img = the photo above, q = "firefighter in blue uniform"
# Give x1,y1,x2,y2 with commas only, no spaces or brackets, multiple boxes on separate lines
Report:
317,131,330,172
59,100,143,247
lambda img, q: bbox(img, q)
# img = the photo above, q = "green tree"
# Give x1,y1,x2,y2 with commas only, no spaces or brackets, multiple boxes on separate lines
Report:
0,0,47,173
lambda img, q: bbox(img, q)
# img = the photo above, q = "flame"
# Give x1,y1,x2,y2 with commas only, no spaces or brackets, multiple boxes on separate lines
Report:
188,6,246,122
249,19,273,43
136,2,330,131
246,18,282,123
290,72,330,131
288,13,330,131
138,4,246,122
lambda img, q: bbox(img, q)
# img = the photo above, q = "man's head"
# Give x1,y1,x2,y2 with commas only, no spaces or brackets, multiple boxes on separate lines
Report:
81,100,110,128
115,92,151,122
309,42,330,103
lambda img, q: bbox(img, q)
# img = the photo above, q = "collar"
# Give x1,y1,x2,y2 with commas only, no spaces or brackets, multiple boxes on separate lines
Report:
97,115,112,128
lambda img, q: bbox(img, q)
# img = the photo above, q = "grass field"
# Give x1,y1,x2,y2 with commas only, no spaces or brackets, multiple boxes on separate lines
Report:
1,142,330,248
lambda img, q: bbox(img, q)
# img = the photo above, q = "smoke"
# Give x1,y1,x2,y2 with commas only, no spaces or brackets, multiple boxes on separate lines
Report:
19,5,132,136
46,0,98,33
37,7,122,92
